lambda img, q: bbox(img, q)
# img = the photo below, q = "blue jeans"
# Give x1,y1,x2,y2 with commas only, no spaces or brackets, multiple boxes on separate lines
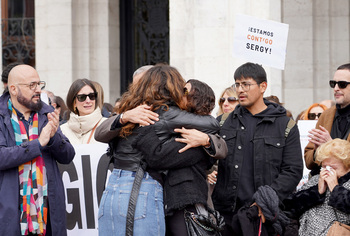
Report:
98,169,165,236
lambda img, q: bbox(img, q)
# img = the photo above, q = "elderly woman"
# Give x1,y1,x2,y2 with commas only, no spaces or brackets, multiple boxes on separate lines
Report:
60,78,107,144
284,138,350,236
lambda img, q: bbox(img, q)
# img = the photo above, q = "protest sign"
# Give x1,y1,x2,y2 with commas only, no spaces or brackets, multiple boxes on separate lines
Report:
59,143,111,236
297,120,317,189
232,14,289,70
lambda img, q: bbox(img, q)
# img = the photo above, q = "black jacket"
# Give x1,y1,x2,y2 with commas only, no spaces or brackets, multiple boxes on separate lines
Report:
212,100,303,213
106,105,220,183
133,126,220,215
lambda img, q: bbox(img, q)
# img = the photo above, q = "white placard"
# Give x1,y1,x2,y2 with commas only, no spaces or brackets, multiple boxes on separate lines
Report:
232,14,289,70
297,120,317,189
59,143,110,236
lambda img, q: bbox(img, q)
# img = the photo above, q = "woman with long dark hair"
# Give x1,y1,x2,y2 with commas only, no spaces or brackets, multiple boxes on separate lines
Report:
133,79,226,235
96,65,220,235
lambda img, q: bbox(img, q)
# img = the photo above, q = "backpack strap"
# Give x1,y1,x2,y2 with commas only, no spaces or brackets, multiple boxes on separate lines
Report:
285,118,296,139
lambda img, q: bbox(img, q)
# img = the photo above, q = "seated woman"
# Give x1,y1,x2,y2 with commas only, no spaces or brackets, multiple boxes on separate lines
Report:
283,138,350,236
95,65,221,236
60,78,107,144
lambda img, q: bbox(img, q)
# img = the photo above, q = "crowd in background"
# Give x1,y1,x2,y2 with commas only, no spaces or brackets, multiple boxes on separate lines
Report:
0,61,349,236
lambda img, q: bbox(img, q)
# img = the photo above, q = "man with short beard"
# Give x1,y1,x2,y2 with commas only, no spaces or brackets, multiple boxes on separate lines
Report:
0,64,75,236
305,63,350,175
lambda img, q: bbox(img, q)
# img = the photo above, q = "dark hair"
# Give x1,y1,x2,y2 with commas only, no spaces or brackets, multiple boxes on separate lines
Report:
55,96,68,119
66,78,98,115
337,63,350,71
186,79,215,115
119,64,187,137
264,95,282,105
2,62,23,84
234,62,267,84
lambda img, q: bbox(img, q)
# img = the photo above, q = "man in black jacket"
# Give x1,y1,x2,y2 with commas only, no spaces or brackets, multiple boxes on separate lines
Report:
177,62,303,235
217,62,303,235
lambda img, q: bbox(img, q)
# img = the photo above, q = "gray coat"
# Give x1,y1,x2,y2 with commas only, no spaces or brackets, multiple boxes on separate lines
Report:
298,173,350,236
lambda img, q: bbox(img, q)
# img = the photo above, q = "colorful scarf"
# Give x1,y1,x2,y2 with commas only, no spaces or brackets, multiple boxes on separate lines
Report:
8,99,48,236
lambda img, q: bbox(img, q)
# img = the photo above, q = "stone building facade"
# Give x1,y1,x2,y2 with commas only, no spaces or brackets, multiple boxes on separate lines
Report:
1,0,349,117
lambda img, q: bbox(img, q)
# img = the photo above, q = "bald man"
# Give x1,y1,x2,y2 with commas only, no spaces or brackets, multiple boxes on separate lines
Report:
0,64,75,235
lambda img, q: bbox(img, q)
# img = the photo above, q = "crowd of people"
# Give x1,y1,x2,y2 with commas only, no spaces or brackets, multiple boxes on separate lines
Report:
0,61,349,236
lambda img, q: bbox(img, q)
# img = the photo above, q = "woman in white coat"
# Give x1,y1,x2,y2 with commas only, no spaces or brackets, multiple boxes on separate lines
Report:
60,78,107,144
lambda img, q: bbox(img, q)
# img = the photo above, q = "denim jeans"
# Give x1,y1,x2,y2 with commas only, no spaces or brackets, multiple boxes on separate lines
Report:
98,169,165,236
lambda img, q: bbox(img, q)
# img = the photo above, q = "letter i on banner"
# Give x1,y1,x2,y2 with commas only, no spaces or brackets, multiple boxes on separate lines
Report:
232,14,289,70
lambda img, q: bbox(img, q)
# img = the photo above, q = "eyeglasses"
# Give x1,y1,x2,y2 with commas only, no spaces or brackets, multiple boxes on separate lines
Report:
308,112,322,120
76,92,97,102
329,80,350,89
233,82,260,91
219,97,238,104
16,81,46,90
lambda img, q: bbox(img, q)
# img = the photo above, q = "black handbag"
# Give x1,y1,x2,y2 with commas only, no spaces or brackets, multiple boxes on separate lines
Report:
184,206,225,236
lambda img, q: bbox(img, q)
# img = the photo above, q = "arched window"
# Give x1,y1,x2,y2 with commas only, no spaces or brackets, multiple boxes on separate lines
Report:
1,0,35,68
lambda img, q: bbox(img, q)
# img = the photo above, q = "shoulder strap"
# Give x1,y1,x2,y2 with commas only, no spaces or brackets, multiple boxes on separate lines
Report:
219,113,230,126
285,118,296,139
125,161,147,236
87,118,102,144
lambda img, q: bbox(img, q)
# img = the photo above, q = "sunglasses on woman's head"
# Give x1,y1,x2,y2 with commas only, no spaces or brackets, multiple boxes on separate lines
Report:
220,97,238,104
76,92,97,102
308,112,322,120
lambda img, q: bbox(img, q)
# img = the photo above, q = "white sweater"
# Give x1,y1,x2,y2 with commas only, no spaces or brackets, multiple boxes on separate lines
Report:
60,107,107,145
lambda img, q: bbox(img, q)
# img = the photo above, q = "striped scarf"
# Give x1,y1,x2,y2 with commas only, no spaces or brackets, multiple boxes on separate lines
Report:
8,99,48,236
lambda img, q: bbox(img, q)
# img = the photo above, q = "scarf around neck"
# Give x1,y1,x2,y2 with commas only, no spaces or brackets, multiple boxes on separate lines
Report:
8,99,48,236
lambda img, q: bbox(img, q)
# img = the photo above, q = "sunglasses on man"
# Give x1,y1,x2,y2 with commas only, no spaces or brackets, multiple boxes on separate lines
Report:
76,92,98,102
219,97,238,104
329,80,350,89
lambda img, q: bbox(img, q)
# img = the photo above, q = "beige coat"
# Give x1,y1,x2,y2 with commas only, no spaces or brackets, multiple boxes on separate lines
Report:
60,107,107,144
304,106,350,170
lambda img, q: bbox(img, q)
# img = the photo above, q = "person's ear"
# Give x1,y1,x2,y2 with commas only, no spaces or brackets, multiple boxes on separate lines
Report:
260,81,267,93
8,84,17,96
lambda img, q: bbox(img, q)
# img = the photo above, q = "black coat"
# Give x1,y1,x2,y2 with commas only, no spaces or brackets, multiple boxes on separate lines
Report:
213,101,303,213
133,126,223,215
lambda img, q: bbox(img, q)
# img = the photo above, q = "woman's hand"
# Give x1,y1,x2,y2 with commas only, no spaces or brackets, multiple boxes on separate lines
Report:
207,170,217,185
174,127,209,153
324,167,338,192
121,104,159,126
318,168,328,194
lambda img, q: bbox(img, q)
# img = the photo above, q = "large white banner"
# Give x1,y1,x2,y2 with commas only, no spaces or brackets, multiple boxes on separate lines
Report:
232,14,289,70
59,144,111,236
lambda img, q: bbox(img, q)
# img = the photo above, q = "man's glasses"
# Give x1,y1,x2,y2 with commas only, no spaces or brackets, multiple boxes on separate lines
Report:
16,81,46,90
219,97,238,104
233,82,260,91
308,112,322,120
76,92,97,102
329,80,350,89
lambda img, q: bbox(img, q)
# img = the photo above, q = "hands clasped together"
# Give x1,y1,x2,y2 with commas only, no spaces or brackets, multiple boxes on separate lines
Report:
318,166,338,194
308,125,332,149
